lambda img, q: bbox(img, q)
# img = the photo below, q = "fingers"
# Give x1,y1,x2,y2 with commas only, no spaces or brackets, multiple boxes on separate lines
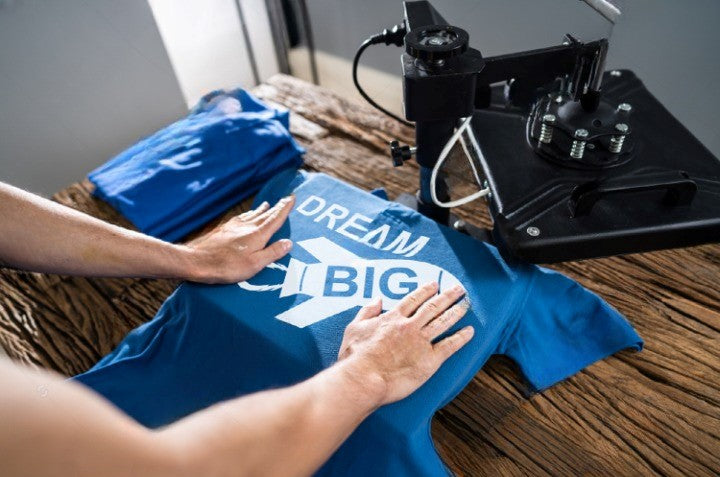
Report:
238,201,270,221
395,282,438,317
413,284,466,326
258,195,295,239
422,299,469,341
433,326,475,364
253,195,294,224
249,238,293,271
354,299,383,321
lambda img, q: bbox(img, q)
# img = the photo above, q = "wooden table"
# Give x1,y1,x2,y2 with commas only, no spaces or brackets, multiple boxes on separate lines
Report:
1,74,718,476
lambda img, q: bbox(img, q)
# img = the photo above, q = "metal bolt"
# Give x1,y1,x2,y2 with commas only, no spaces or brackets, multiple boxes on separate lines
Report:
526,226,541,237
539,114,556,144
617,103,632,113
570,129,589,159
609,123,629,153
610,70,622,77
453,219,466,231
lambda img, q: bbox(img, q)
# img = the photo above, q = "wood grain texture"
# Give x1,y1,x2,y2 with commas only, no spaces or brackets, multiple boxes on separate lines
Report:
0,74,717,476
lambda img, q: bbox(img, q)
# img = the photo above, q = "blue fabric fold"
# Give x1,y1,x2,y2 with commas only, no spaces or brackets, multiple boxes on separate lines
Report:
88,89,304,241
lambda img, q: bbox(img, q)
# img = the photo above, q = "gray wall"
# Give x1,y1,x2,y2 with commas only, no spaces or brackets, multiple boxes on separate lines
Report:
307,0,720,158
0,0,187,196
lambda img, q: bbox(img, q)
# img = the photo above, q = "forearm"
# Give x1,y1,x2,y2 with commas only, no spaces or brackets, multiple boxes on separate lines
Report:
0,360,178,477
0,358,379,477
160,359,381,477
0,182,194,279
0,281,470,476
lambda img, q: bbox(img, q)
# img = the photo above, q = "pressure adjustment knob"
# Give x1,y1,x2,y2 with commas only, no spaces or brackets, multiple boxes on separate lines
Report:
404,25,469,63
389,140,416,167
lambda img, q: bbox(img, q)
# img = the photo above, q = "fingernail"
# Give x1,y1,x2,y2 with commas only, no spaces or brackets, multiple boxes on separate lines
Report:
452,284,465,295
425,281,438,290
462,326,474,337
281,239,293,251
458,296,471,309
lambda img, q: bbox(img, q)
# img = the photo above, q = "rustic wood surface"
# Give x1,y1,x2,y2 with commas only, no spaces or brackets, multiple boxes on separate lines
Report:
0,74,718,476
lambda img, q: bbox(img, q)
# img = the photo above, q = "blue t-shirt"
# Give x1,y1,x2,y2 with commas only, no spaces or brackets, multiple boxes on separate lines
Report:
88,89,304,241
74,169,642,476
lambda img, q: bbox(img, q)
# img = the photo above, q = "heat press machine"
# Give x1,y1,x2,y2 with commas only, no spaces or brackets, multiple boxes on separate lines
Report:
352,0,720,263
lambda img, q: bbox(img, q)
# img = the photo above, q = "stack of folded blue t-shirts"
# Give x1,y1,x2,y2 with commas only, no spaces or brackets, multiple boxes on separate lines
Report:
88,89,305,241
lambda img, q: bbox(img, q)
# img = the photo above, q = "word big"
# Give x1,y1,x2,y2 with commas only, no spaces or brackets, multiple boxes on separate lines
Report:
239,237,461,327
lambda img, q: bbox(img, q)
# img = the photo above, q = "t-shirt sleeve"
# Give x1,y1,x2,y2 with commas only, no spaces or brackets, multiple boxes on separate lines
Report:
497,267,643,391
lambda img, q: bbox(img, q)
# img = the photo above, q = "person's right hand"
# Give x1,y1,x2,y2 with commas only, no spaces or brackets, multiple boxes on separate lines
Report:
182,196,295,284
337,282,474,407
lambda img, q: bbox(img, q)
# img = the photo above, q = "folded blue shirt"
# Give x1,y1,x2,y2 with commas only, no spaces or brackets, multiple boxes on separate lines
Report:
88,89,304,241
73,169,642,476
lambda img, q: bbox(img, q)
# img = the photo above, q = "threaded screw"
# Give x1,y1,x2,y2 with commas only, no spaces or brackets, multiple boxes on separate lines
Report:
539,114,556,144
609,123,629,153
570,129,589,159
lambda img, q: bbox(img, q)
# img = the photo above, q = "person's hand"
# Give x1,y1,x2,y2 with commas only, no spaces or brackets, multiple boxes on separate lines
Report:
183,196,295,284
337,282,474,407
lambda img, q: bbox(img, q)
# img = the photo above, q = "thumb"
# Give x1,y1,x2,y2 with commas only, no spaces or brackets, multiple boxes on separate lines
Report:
251,239,293,270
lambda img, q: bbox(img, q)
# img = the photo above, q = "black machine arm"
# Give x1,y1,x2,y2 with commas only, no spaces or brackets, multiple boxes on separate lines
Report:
477,37,608,111
402,1,609,121
398,0,611,225
355,0,720,262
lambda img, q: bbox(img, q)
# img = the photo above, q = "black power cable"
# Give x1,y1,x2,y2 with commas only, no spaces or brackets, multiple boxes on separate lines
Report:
352,25,414,127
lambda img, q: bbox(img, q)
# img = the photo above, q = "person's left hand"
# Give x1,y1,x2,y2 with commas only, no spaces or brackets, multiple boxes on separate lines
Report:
182,196,295,284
